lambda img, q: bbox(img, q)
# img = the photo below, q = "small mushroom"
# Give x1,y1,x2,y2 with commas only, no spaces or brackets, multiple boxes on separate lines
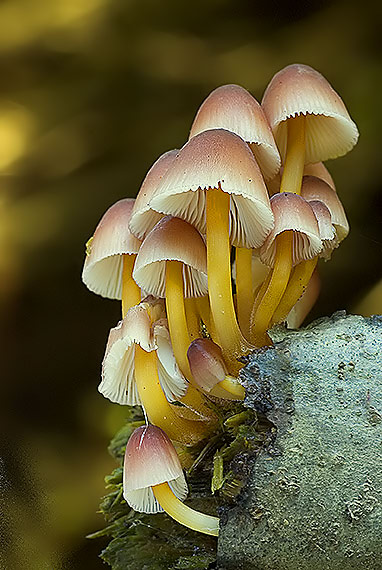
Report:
82,198,142,317
123,425,219,536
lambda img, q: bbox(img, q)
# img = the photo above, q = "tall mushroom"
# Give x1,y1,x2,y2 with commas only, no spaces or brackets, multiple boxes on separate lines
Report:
251,192,322,346
123,425,219,536
82,198,141,318
150,129,274,368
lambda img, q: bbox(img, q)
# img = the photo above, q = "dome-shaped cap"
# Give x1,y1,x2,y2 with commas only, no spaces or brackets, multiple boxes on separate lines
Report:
133,216,208,298
260,192,322,266
189,84,281,181
262,64,359,163
309,200,337,260
123,425,188,514
150,129,274,248
82,199,141,300
187,338,227,392
99,298,186,405
304,162,335,190
301,175,349,242
129,150,179,241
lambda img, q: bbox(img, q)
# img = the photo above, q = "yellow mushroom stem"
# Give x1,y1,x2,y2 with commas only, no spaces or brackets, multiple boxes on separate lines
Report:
184,297,201,342
152,481,219,537
235,247,254,340
134,346,210,446
121,254,141,318
165,260,193,379
206,188,253,369
164,261,215,420
195,295,211,333
251,231,293,347
271,256,318,326
279,114,306,196
210,375,245,400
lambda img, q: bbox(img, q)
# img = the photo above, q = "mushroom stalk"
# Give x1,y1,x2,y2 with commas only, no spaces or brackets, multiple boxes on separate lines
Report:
235,247,254,340
134,345,209,445
185,297,201,342
211,375,245,400
271,256,318,325
152,481,219,536
206,188,252,367
251,231,293,347
279,115,306,195
165,260,193,379
121,254,141,318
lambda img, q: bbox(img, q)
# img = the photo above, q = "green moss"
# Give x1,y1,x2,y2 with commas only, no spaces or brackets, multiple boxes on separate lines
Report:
91,402,269,569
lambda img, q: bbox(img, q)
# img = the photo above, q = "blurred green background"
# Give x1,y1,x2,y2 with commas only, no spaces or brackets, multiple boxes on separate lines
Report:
0,0,380,568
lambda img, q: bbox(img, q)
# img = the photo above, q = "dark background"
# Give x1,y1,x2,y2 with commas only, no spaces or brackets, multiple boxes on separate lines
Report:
0,0,381,568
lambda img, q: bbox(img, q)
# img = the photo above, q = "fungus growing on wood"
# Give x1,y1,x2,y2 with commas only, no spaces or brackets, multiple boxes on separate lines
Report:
123,425,219,536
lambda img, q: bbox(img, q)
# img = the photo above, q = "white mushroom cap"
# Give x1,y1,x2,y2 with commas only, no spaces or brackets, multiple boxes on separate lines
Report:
82,199,141,300
301,175,349,242
309,200,337,260
187,338,227,392
304,162,335,190
150,129,274,248
99,298,187,405
123,425,188,514
133,216,208,298
129,150,179,241
189,84,280,181
260,193,322,267
262,64,359,163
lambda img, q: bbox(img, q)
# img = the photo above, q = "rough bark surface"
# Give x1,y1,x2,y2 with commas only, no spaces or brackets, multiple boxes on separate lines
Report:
218,313,382,570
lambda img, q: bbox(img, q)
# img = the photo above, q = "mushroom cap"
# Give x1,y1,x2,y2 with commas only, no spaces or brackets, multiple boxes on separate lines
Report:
304,162,335,191
309,200,337,260
82,198,141,299
133,216,208,298
99,298,187,405
150,129,274,248
123,425,188,514
301,175,349,242
189,84,280,181
187,338,227,392
129,150,179,241
260,193,322,266
262,64,359,163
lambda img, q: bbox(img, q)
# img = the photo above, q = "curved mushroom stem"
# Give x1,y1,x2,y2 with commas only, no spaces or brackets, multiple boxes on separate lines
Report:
134,346,210,446
165,260,193,379
211,375,245,400
279,115,306,196
271,256,318,325
121,254,141,318
235,247,254,340
152,481,219,536
251,231,293,347
206,188,253,368
184,297,201,342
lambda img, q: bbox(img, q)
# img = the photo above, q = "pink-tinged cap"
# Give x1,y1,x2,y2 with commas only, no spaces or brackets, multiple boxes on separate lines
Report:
301,175,349,242
262,64,359,163
82,198,141,299
149,129,274,248
189,84,281,181
129,150,179,241
187,338,227,392
153,318,188,402
260,193,322,266
309,200,336,260
123,425,188,514
133,216,208,298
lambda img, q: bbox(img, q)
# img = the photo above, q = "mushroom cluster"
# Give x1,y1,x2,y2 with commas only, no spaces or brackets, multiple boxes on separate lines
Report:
82,64,358,537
